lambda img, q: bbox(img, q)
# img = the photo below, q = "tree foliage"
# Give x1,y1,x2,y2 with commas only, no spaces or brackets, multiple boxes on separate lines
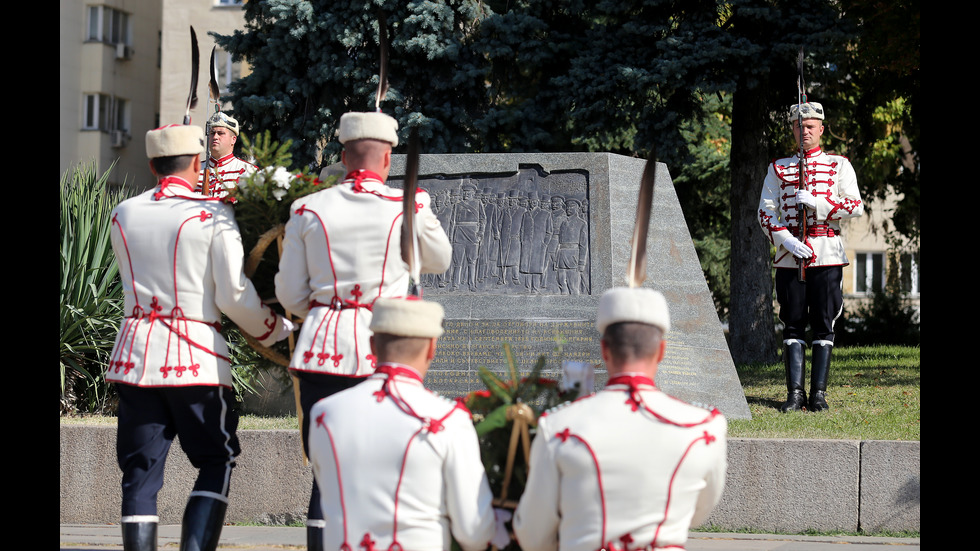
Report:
216,0,919,362
217,0,491,169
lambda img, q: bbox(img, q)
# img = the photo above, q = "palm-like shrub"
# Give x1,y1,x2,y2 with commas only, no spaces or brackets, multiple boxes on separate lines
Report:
60,162,134,414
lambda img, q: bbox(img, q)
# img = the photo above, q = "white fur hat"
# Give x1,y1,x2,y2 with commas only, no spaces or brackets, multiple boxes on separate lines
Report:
596,287,671,335
145,124,205,159
209,111,241,136
338,112,399,146
788,102,825,121
370,297,444,338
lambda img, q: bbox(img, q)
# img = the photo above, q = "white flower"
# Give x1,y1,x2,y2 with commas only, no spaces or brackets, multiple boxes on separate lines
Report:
272,187,288,201
271,166,292,189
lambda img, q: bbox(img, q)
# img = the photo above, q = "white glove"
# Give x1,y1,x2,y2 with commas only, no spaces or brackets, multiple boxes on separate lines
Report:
259,316,296,347
783,236,813,260
491,508,512,549
795,189,816,210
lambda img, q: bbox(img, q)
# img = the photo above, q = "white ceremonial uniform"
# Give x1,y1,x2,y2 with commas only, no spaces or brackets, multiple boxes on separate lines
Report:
275,170,452,377
758,147,863,268
513,374,728,551
197,153,257,199
107,176,281,388
308,363,496,551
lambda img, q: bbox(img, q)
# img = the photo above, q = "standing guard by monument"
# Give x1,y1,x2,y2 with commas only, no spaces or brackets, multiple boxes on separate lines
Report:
758,99,863,413
197,112,256,198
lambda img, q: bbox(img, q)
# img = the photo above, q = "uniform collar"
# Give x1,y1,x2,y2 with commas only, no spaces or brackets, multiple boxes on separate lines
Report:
802,147,822,159
606,372,656,388
374,362,424,383
345,169,384,188
156,175,196,194
344,169,402,201
210,153,237,167
153,175,221,201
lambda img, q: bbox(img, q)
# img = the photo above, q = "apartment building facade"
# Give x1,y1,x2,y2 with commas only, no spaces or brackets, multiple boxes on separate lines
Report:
61,0,248,190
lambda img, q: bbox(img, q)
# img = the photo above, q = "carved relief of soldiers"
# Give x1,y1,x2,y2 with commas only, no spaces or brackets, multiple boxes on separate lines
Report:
476,188,498,285
556,199,589,295
432,191,454,288
519,191,555,294
449,181,486,291
498,190,524,286
545,195,568,290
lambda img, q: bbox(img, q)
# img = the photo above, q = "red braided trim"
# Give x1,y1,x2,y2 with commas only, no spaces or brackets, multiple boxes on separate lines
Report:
311,297,374,311
789,224,838,238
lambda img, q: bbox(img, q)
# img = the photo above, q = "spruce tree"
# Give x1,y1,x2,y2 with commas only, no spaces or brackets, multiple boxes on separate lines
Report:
216,0,490,171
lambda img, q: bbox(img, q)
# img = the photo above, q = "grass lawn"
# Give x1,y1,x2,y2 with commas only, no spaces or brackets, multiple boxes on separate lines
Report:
728,344,919,441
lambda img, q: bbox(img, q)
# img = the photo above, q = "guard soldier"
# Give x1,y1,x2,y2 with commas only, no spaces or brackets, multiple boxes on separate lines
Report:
307,297,510,551
274,111,452,550
108,123,294,551
758,101,864,412
197,112,257,198
513,287,728,551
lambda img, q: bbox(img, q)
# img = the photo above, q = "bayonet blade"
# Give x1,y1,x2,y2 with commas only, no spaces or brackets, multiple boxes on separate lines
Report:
184,26,200,125
375,9,390,111
209,46,220,104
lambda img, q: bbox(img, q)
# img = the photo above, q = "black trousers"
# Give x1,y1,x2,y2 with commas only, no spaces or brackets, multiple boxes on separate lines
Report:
775,265,844,343
294,371,368,522
116,384,240,518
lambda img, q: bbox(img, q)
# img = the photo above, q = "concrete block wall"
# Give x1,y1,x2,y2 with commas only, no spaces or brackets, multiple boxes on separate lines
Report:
60,426,919,533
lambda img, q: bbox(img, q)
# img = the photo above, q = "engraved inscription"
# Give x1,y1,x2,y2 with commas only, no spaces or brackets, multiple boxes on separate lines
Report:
427,318,602,397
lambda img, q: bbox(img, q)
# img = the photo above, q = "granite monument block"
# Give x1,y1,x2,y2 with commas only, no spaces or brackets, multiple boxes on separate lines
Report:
383,152,750,419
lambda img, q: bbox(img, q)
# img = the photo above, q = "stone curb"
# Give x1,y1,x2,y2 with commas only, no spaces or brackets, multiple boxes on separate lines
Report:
60,426,919,532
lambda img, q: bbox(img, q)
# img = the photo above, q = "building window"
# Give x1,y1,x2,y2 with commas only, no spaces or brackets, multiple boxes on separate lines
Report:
897,251,920,296
87,5,132,46
214,48,242,95
854,252,885,294
216,0,244,5
83,93,129,133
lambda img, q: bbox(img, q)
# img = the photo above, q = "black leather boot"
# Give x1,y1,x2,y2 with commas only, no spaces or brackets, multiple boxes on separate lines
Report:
307,524,324,551
779,340,807,413
809,342,832,412
122,521,157,551
179,495,228,551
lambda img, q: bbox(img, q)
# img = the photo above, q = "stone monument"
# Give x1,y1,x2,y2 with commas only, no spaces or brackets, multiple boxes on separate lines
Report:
385,152,751,420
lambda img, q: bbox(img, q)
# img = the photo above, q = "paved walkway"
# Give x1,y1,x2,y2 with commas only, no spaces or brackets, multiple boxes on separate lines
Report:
61,524,920,550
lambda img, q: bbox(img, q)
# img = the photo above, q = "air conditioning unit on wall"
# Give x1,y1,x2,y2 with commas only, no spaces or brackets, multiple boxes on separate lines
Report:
115,43,133,61
110,130,129,148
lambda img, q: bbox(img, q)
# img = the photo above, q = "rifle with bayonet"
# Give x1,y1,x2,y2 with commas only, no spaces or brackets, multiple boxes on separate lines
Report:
203,46,220,197
795,47,809,282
